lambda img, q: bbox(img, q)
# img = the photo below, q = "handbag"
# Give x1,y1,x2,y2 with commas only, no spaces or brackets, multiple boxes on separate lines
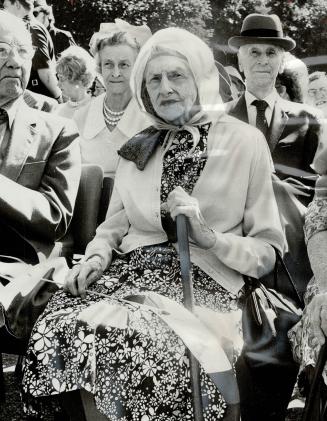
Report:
241,251,303,372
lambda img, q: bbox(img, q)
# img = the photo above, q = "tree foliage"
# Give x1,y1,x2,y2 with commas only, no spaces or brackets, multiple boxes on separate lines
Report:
210,0,327,60
50,0,213,49
50,0,327,66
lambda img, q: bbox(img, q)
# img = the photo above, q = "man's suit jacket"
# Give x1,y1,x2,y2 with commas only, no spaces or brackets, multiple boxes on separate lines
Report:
0,99,81,261
225,94,322,177
226,94,323,301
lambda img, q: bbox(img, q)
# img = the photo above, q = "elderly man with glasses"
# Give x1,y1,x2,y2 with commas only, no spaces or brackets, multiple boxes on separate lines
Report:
0,10,80,263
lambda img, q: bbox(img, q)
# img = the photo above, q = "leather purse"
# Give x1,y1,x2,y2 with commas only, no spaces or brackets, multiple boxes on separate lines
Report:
241,251,303,372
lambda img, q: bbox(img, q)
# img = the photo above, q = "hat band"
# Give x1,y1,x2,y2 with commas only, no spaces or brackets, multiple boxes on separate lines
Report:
241,28,283,38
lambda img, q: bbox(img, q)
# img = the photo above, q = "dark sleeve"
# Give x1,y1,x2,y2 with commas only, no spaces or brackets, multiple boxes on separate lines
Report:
302,112,320,173
30,23,54,70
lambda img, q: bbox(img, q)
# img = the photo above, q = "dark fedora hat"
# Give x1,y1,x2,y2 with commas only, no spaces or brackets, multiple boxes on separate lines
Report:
228,13,296,51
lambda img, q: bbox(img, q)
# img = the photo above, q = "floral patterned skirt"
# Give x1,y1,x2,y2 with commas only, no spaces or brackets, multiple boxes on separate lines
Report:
22,244,242,420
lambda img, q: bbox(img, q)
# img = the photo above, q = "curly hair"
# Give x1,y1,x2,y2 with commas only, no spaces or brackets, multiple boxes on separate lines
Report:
56,46,96,89
94,32,139,74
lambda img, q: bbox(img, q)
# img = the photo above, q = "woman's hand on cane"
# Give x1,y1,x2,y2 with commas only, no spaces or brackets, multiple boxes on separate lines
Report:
64,256,104,298
166,186,216,249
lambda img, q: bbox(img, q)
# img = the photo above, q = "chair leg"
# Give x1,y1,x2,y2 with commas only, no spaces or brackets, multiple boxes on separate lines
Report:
0,353,5,401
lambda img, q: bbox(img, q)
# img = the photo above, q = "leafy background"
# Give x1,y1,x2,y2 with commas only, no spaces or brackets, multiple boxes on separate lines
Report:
48,0,327,70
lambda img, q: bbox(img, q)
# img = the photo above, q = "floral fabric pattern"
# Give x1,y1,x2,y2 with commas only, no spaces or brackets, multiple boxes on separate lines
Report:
23,124,242,420
304,197,327,243
288,277,325,397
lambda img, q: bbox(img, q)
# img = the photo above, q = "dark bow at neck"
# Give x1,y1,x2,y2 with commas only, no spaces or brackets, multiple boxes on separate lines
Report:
118,126,168,170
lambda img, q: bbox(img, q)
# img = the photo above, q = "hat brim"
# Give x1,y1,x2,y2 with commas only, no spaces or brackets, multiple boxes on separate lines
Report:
228,36,296,52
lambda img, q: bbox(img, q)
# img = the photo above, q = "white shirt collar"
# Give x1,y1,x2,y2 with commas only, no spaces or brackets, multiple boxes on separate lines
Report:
245,88,278,111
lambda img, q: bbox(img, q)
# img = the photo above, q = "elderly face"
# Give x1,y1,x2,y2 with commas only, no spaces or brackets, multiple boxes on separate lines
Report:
308,77,327,110
100,44,137,96
145,55,198,125
0,22,33,105
238,43,285,93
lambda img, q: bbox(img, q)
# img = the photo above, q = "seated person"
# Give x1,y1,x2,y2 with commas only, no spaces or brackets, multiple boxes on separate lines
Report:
0,11,81,264
54,46,96,118
308,71,327,117
22,27,284,420
289,141,327,406
74,19,152,177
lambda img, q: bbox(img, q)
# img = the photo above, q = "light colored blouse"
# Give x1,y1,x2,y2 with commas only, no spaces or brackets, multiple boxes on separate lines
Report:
84,114,284,295
74,93,151,177
53,96,92,120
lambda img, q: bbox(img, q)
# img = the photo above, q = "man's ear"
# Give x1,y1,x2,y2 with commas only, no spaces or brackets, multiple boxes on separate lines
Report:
278,52,286,74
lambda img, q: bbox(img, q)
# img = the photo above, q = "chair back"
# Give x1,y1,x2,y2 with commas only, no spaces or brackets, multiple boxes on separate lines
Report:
71,164,104,255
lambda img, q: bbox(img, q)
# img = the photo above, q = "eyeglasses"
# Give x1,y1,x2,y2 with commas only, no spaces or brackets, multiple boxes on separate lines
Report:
0,42,36,61
308,87,327,97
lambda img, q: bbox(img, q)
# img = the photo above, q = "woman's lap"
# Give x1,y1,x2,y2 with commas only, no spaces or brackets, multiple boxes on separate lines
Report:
22,247,241,420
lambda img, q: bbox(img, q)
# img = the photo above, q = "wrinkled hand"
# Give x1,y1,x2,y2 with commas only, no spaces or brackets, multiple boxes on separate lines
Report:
64,256,104,298
166,186,216,249
306,292,327,346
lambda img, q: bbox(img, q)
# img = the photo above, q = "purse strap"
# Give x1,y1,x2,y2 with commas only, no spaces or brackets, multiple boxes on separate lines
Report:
273,249,303,307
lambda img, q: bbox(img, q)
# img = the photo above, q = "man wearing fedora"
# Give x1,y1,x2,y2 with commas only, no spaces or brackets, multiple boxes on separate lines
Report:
226,13,322,184
226,13,324,421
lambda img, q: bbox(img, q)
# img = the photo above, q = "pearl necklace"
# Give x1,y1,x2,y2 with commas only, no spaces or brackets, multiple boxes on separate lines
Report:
103,99,125,127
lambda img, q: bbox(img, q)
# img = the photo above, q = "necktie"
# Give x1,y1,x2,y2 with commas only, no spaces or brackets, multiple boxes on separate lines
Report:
0,109,9,165
252,99,269,137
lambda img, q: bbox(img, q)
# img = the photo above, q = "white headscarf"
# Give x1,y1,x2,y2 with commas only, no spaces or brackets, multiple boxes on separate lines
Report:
131,27,224,138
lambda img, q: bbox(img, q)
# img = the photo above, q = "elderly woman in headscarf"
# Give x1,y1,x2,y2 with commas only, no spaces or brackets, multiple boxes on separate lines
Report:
22,28,284,420
74,19,152,177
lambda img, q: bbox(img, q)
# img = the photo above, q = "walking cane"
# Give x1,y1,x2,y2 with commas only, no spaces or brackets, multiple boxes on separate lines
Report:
302,340,327,421
176,214,204,421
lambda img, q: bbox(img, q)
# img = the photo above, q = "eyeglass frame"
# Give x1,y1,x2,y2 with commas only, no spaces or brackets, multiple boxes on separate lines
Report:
308,86,327,97
0,41,36,61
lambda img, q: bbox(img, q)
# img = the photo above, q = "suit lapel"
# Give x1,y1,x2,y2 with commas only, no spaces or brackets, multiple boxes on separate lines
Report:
267,99,288,152
1,101,37,181
229,94,249,124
